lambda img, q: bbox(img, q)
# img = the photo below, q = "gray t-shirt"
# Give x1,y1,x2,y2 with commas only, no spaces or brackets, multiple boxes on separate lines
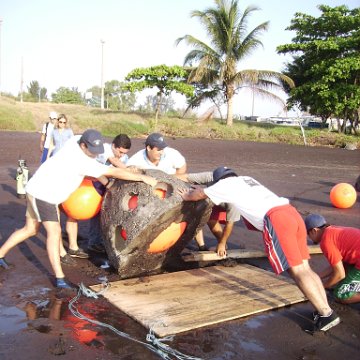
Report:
186,171,241,222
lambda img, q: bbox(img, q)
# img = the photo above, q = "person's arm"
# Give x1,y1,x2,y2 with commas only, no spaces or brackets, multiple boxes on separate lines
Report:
107,156,127,168
175,163,187,175
322,261,346,289
178,186,207,201
175,173,189,182
47,136,54,159
105,167,157,187
216,221,234,257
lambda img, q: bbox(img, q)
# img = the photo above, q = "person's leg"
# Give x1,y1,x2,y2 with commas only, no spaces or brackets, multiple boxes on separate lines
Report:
288,261,332,315
333,267,360,304
207,220,223,242
194,229,208,250
88,213,103,247
0,215,39,258
66,217,79,251
42,220,64,279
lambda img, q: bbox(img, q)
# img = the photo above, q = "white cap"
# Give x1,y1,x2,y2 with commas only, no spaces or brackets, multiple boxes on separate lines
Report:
49,111,58,119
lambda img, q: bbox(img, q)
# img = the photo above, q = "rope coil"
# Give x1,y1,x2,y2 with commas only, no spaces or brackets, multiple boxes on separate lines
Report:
68,283,203,360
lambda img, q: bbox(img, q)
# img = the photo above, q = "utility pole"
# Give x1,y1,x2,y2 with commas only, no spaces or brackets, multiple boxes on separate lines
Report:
0,19,3,97
100,39,105,109
20,57,23,103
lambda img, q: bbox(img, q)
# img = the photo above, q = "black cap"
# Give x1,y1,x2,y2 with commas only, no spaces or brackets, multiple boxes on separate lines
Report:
145,133,168,150
79,129,104,155
213,166,237,183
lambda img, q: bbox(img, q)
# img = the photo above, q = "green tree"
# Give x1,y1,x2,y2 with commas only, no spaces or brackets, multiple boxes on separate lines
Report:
52,87,84,104
176,0,294,126
125,64,194,122
104,80,137,111
26,81,47,102
277,5,360,134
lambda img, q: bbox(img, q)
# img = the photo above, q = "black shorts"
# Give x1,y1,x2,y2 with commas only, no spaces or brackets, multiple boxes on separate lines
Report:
26,195,59,222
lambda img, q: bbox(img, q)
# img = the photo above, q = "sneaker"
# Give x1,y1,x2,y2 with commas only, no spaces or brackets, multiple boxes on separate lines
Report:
312,310,319,320
88,244,106,254
314,310,340,332
68,248,89,259
60,254,77,266
56,277,78,291
0,258,12,270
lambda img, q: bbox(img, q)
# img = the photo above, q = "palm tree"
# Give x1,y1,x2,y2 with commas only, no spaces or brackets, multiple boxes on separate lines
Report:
176,0,294,126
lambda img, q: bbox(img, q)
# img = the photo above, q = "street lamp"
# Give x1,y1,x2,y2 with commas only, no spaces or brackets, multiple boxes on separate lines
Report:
100,39,105,109
0,19,3,97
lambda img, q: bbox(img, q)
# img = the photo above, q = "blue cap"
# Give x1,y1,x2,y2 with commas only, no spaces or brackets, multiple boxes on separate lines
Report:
80,129,104,155
213,166,237,183
145,133,167,149
304,214,327,232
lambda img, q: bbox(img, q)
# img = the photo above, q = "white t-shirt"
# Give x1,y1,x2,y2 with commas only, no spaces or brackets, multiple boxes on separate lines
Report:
126,147,185,175
41,122,54,148
204,176,289,231
96,143,129,165
26,136,109,204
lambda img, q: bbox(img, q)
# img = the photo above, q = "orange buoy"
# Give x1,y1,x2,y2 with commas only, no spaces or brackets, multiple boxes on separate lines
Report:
147,221,187,254
154,188,166,199
120,227,127,240
128,195,138,210
62,179,103,220
330,183,357,209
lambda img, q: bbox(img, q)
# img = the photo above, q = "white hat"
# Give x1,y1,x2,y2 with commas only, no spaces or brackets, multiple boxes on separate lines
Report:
49,111,58,119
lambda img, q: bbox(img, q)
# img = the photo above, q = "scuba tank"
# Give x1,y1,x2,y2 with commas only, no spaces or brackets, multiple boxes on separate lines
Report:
15,159,29,199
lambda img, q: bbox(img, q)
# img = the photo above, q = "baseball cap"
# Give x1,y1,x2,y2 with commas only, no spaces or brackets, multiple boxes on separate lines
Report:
213,166,237,183
304,214,327,232
49,111,58,119
145,133,168,149
79,129,104,155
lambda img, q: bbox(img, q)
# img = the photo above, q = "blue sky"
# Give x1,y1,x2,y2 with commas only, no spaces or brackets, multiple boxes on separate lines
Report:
1,0,358,117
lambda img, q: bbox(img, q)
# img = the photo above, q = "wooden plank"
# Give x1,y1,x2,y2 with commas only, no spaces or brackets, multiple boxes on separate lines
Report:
182,245,322,262
91,264,306,337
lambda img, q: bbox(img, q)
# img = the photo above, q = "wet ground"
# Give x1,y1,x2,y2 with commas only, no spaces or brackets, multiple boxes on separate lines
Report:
0,131,359,360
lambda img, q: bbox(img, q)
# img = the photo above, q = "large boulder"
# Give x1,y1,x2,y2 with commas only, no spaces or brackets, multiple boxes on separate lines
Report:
101,169,213,279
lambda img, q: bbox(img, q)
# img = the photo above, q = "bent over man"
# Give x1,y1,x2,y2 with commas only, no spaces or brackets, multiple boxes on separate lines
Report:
179,166,340,333
305,214,360,304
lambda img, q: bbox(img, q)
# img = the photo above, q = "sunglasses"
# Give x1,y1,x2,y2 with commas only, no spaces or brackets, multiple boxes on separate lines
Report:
58,121,66,124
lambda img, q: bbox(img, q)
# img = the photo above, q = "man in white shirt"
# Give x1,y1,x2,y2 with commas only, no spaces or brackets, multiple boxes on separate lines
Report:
96,133,131,168
178,166,340,333
178,171,241,256
88,134,132,253
40,111,58,163
0,130,157,290
127,132,187,175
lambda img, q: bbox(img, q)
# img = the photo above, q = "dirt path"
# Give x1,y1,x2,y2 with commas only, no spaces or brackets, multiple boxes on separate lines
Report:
0,131,359,360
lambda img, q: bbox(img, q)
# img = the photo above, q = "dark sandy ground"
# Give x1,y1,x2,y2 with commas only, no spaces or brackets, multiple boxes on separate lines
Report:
0,131,359,360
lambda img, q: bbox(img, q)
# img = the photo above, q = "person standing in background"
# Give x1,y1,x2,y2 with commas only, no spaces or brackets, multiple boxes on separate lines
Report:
48,114,74,157
40,111,57,163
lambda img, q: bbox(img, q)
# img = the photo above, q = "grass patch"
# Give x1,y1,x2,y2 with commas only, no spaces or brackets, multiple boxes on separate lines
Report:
0,96,358,149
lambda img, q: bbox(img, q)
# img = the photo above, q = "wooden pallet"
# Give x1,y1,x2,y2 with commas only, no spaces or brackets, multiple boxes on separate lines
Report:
181,244,322,262
91,264,306,337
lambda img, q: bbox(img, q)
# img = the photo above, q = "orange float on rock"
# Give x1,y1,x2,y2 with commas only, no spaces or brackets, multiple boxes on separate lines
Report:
62,178,103,220
147,221,187,253
330,183,357,209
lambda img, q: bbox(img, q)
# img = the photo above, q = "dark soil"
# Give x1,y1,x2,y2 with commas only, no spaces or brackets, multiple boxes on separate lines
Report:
0,131,359,360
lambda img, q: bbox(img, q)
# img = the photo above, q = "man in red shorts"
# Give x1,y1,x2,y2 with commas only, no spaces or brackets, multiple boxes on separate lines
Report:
305,214,360,304
178,166,340,333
